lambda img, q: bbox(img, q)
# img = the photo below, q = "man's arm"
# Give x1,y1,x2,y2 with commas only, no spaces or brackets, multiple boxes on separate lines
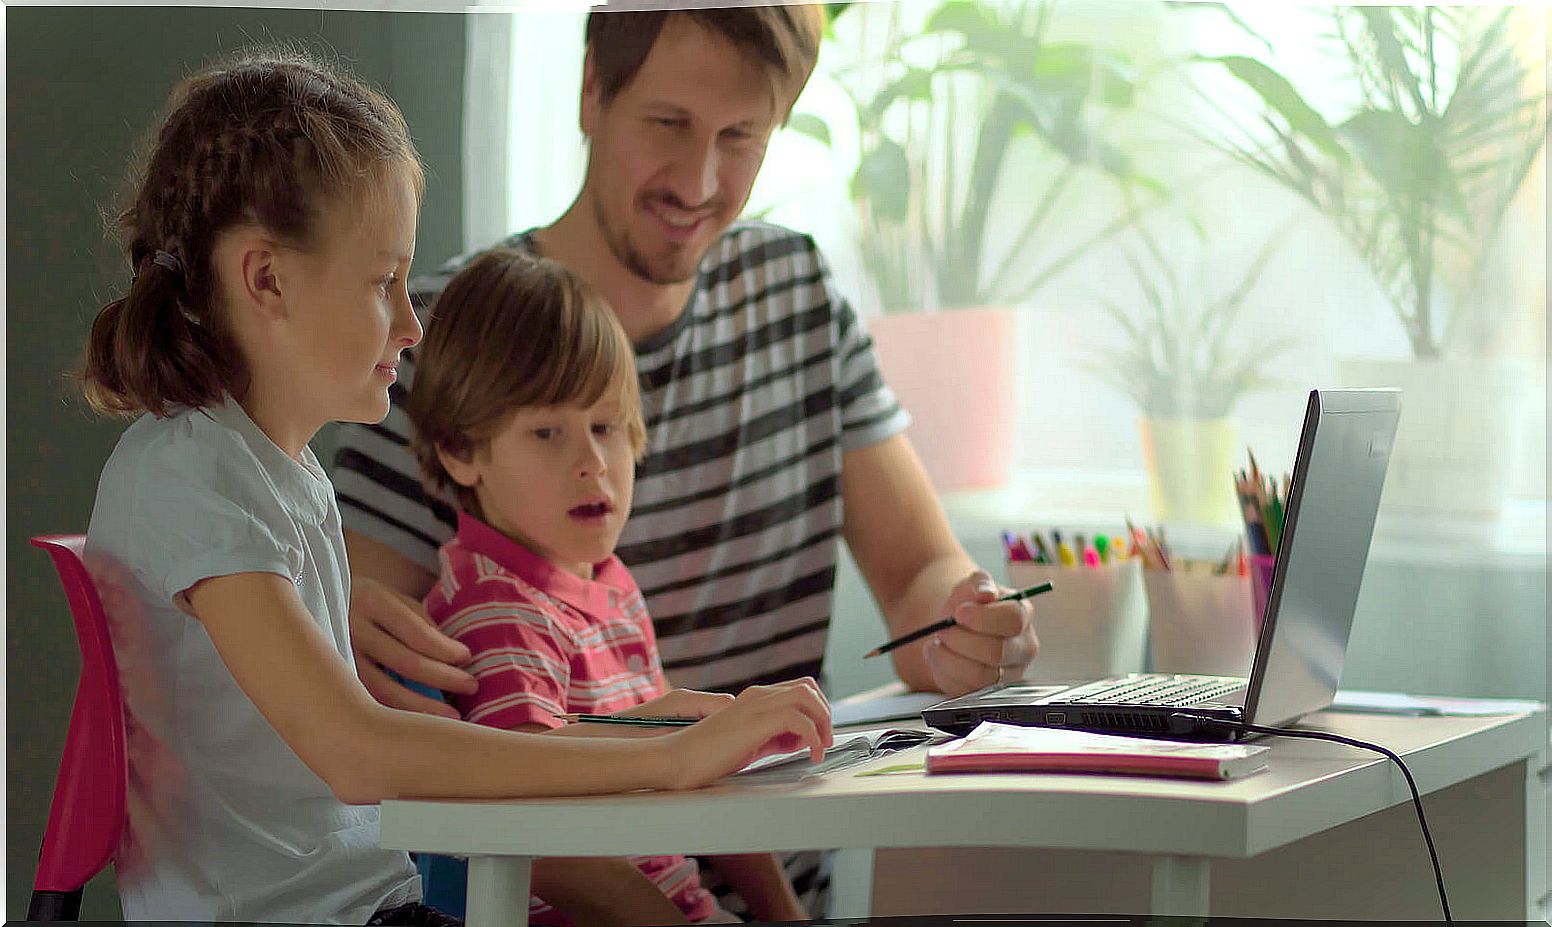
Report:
840,434,1038,696
346,527,436,599
344,528,477,716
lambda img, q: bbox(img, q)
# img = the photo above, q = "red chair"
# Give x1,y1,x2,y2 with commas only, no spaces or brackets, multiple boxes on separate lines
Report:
28,535,127,920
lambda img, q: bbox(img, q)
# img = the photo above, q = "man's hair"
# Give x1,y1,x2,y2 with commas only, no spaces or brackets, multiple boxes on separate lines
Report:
585,5,825,121
407,249,647,519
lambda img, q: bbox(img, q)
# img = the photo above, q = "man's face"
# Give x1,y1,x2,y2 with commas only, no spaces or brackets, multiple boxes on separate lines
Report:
580,16,780,285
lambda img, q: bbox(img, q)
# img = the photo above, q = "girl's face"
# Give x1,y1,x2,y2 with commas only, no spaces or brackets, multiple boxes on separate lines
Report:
280,170,422,429
441,392,638,580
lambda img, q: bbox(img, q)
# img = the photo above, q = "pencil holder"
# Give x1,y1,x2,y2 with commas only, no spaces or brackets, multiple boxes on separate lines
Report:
1143,567,1257,677
1004,559,1148,681
1249,553,1276,629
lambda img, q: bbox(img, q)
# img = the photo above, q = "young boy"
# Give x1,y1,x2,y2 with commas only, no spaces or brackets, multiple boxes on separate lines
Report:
406,249,809,927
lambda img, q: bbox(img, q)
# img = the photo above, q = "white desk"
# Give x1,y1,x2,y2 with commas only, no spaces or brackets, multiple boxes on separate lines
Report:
379,709,1547,927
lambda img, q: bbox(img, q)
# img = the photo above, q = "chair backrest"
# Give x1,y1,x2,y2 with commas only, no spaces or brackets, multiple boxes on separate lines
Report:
30,534,127,896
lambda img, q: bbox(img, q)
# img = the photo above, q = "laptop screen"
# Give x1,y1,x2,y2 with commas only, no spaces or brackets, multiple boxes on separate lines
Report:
1243,388,1401,727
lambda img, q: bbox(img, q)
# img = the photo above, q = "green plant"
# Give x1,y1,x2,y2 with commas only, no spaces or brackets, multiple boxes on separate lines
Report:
1084,222,1297,419
1192,5,1546,359
792,0,1168,312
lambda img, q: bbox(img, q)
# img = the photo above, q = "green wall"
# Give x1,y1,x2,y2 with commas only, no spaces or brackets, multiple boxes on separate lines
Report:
6,7,466,918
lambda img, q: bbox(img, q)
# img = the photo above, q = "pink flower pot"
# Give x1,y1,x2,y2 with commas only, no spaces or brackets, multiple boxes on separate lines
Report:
866,307,1016,492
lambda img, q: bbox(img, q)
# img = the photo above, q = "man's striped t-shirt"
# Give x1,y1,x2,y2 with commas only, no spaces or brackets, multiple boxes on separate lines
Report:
330,220,910,694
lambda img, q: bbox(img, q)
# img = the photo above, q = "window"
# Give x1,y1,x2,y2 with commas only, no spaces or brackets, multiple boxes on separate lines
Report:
473,1,1547,521
470,0,1545,705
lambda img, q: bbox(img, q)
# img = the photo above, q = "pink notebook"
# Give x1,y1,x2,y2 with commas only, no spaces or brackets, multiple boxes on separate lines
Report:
927,722,1269,781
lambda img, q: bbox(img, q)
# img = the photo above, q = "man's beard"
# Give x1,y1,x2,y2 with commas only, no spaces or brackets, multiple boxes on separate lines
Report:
594,195,705,286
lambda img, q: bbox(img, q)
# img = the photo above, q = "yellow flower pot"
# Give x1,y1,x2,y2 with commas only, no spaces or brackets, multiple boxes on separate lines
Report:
1138,416,1239,527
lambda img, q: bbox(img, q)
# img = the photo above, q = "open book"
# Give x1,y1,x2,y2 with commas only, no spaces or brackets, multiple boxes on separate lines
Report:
731,728,945,783
927,721,1269,781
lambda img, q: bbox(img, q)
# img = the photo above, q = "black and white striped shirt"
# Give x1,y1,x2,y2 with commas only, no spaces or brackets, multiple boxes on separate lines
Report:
331,221,910,694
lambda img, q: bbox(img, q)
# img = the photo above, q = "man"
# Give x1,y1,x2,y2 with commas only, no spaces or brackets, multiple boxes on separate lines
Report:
332,3,1040,914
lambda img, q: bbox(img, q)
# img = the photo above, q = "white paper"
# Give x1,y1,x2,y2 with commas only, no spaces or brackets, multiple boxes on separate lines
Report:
1332,689,1544,717
941,721,1269,761
830,691,946,728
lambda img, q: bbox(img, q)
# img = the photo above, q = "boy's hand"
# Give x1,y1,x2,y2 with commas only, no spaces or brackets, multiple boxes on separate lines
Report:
658,678,832,790
619,688,735,721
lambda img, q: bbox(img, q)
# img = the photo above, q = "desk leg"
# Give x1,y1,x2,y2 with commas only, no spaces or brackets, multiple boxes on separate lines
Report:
1149,855,1209,919
1528,746,1548,921
829,848,875,920
465,855,531,927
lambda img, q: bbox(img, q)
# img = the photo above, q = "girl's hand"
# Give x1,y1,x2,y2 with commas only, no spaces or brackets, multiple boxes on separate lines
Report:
617,688,735,721
657,678,832,790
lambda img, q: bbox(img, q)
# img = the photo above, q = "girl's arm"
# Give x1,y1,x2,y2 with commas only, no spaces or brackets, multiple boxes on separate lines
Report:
531,690,742,739
185,572,830,802
705,854,807,923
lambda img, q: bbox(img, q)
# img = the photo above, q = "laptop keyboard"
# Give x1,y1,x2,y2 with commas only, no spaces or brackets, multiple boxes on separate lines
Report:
1056,674,1244,707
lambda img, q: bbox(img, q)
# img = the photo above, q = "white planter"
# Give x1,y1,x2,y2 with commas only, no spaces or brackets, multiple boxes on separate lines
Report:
1333,357,1530,519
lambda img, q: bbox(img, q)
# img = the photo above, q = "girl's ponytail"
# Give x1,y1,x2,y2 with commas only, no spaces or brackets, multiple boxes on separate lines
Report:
80,246,240,417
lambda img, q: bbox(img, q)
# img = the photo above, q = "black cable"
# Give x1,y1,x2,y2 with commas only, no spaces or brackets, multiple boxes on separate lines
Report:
1170,712,1451,923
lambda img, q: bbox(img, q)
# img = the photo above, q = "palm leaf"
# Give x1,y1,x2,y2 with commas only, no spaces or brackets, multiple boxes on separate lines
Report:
1198,55,1350,164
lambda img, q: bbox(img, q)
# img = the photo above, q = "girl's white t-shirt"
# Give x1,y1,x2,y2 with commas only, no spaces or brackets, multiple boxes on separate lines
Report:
85,398,420,923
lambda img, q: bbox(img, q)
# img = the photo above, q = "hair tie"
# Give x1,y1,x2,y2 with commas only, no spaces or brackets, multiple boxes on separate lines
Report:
133,249,187,288
151,250,184,275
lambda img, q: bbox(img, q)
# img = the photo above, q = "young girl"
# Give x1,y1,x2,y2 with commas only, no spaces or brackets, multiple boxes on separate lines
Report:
405,250,810,927
78,52,830,925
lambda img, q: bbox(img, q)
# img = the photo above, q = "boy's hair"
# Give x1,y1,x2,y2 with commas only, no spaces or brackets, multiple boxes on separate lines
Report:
585,4,825,122
79,49,424,418
408,250,648,519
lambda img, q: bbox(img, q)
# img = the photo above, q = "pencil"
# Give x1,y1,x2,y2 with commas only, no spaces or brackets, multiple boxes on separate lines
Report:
863,581,1055,659
553,713,699,727
1152,526,1173,571
1263,476,1282,553
1124,515,1146,568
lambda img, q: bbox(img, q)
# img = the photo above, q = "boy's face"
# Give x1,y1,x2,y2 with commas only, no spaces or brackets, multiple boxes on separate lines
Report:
446,395,637,580
579,15,780,285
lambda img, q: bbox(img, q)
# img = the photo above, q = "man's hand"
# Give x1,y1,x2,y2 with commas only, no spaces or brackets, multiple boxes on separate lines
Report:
839,435,1036,696
922,570,1040,696
349,575,477,719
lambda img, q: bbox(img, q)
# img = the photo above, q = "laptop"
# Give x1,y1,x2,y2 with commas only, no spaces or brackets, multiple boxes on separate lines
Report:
921,388,1401,742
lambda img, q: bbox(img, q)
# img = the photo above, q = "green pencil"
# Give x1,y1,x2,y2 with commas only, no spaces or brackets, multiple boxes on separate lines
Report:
554,713,699,727
864,581,1055,658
